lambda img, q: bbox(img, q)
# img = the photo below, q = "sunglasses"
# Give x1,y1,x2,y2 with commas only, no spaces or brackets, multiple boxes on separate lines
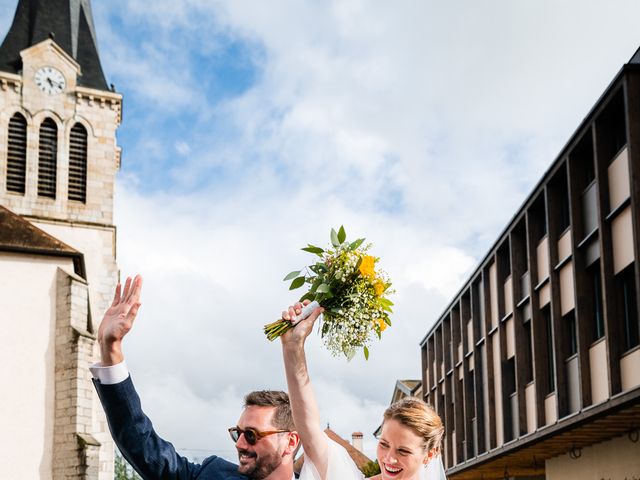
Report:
228,426,289,445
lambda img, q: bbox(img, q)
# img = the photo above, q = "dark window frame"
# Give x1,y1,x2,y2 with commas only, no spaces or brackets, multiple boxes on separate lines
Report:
6,112,27,194
37,118,58,198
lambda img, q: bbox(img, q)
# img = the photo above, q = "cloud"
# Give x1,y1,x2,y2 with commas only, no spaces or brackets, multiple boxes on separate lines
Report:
4,0,640,463
102,0,640,462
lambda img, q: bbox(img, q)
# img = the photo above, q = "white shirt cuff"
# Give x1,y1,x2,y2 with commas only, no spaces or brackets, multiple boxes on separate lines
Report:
89,360,129,385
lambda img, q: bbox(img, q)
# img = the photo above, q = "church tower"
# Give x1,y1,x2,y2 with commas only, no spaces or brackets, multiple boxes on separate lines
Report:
0,1,121,478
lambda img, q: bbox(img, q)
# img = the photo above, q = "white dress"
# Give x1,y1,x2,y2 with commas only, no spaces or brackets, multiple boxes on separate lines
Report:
299,437,447,480
299,438,364,480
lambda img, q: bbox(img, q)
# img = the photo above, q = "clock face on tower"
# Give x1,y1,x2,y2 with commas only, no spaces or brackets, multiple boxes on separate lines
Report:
34,66,66,95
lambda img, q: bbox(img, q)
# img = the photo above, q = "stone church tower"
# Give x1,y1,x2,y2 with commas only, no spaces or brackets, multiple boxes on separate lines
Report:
0,1,121,478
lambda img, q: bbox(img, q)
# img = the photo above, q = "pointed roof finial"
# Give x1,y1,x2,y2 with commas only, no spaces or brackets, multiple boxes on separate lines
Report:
0,0,108,90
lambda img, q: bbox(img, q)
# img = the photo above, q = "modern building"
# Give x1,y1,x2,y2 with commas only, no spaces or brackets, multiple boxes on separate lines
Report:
420,48,640,479
0,1,122,478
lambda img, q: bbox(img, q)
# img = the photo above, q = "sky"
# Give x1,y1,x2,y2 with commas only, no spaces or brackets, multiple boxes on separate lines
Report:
3,0,640,463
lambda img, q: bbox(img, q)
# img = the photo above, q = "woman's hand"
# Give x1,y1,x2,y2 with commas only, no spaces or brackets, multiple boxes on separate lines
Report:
280,300,323,348
279,299,329,478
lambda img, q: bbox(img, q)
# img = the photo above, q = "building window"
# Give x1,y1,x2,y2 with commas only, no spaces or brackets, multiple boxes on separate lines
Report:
563,311,577,357
542,306,555,393
559,191,570,233
616,265,639,351
588,263,605,341
38,118,57,198
524,319,534,383
68,123,87,203
6,112,27,194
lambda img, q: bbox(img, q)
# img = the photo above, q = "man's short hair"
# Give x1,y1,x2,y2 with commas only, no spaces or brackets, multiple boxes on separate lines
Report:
244,390,294,431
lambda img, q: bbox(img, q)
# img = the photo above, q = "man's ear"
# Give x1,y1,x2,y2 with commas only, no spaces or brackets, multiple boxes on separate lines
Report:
284,431,301,456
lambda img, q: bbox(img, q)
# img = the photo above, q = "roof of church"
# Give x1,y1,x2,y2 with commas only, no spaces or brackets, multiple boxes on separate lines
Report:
293,427,373,474
0,205,85,277
0,0,108,90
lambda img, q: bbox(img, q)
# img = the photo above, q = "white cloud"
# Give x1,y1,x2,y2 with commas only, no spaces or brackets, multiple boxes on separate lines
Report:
3,0,639,464
175,141,192,156
106,0,640,462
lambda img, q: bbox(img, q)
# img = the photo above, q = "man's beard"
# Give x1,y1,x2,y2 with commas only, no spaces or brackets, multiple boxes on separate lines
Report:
237,448,283,479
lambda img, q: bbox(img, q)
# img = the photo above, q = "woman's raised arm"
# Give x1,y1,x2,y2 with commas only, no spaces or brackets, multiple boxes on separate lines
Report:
280,301,329,479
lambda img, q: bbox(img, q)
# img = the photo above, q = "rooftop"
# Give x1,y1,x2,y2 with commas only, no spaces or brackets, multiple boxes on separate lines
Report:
0,0,108,90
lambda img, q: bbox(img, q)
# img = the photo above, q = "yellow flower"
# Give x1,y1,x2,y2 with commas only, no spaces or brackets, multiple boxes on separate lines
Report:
374,281,385,297
359,255,375,278
376,318,388,332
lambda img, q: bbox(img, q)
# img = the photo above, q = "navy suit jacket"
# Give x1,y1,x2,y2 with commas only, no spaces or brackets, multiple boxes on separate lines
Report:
93,375,247,480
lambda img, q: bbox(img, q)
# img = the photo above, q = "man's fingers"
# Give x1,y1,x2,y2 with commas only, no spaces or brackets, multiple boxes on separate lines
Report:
111,283,122,307
126,302,142,323
121,276,132,301
126,275,143,304
282,310,290,321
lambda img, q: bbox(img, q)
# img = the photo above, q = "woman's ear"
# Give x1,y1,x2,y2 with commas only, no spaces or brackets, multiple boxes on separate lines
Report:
423,448,436,466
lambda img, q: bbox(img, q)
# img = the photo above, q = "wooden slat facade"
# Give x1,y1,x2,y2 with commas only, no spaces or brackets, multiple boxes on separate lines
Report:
421,56,640,479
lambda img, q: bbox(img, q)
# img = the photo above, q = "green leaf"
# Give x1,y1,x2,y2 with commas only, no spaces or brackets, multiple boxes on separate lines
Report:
283,270,301,281
363,345,369,360
379,298,394,307
302,245,324,255
310,264,328,274
321,322,330,336
330,228,340,247
345,348,356,361
355,256,363,271
384,317,392,326
300,292,316,303
310,277,323,292
349,238,365,251
316,283,331,293
289,276,306,290
337,226,346,244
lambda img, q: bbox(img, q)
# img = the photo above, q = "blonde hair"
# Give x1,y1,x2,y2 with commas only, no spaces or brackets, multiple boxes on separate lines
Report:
382,397,444,453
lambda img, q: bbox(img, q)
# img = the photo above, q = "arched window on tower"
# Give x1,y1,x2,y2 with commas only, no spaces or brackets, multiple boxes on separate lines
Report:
68,123,87,203
38,118,58,198
6,112,27,194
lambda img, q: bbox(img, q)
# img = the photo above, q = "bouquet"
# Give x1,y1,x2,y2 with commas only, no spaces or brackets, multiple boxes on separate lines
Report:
264,226,394,360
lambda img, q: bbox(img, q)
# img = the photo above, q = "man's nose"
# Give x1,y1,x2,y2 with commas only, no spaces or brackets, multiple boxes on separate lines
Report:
235,432,249,449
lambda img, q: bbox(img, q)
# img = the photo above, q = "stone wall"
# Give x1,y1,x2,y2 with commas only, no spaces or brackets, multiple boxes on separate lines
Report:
53,268,101,480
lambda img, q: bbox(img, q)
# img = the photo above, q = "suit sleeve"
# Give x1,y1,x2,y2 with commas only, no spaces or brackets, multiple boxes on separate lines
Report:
93,375,230,480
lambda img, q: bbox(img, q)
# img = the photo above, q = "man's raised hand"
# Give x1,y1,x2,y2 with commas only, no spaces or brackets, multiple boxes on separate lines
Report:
97,275,143,366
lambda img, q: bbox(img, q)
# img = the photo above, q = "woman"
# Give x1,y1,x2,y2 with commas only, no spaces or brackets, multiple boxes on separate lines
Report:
280,301,447,480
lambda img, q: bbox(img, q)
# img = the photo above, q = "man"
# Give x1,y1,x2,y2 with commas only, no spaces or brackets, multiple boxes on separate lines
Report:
91,275,300,479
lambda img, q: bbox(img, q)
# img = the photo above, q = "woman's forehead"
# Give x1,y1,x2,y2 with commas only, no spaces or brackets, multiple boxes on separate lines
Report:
380,418,423,447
